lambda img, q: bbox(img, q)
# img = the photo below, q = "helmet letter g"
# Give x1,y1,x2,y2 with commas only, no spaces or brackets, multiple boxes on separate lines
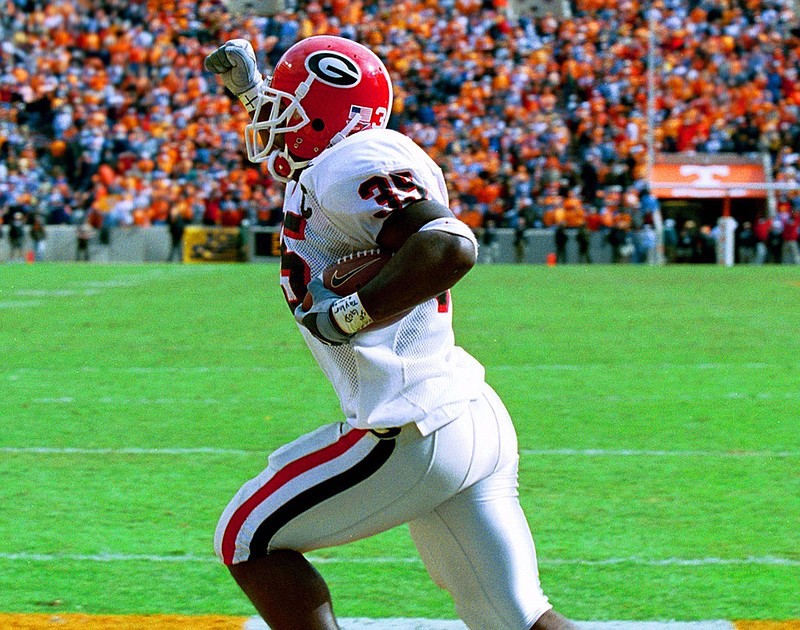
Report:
306,51,362,87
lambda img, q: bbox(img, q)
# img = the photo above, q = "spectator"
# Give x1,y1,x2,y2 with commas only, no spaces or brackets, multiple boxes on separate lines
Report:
76,222,94,262
576,224,592,264
2,0,800,267
554,223,569,264
663,218,678,264
98,218,112,257
782,212,800,264
645,224,660,265
607,223,630,264
541,184,566,228
674,221,698,264
633,224,657,265
562,188,586,228
514,216,529,264
168,207,187,262
766,220,784,263
753,215,772,264
8,212,26,261
30,215,47,262
736,221,757,264
480,218,500,264
697,226,718,264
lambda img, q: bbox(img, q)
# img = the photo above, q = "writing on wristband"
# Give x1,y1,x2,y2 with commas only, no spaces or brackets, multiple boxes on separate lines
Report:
331,292,373,334
238,83,262,112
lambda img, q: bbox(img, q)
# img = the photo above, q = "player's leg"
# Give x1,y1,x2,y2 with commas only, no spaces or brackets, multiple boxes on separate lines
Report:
409,466,556,629
411,488,579,630
213,420,473,628
531,610,579,630
214,422,376,629
228,550,338,630
409,385,578,630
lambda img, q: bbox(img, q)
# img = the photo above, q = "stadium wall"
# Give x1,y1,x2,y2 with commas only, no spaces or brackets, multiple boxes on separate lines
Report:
0,225,172,263
0,225,613,264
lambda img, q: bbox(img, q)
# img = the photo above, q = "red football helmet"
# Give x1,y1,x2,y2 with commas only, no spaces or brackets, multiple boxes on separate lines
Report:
245,36,393,182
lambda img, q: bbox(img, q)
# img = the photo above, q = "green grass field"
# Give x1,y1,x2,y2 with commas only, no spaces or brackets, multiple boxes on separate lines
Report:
1,263,798,622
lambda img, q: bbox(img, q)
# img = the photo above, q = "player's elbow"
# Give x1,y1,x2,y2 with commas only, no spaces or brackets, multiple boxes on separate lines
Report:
437,231,477,285
453,232,478,273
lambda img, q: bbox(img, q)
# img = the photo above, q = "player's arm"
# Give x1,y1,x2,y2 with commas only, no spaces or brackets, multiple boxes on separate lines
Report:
359,198,477,323
295,199,477,346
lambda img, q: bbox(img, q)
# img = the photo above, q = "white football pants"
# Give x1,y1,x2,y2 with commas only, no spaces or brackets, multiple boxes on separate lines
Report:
214,383,552,629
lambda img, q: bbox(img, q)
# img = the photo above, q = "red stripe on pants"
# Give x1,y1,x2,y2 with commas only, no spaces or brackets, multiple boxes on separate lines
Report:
221,428,369,564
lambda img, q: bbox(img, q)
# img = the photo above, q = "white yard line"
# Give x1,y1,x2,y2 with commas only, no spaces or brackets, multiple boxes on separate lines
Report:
0,446,800,459
3,362,792,378
0,446,254,456
0,267,215,309
2,446,797,458
488,362,777,371
519,448,798,457
26,396,282,405
0,300,44,309
13,391,799,404
575,625,734,630
12,289,102,297
0,552,797,567
249,617,737,630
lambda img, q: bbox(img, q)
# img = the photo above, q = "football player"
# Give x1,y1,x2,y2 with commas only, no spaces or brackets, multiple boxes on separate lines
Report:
205,36,578,630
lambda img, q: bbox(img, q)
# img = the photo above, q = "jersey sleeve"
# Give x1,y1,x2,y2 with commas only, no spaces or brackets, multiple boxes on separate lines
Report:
301,129,448,244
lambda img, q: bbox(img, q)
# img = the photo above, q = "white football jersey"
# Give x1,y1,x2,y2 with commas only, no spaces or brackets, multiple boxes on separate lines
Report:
279,128,485,436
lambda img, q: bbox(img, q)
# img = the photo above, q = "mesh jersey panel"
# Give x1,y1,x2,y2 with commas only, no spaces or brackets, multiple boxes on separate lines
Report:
281,129,485,434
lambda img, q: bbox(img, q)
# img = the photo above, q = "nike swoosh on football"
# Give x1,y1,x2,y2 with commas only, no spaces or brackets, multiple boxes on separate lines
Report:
329,259,383,289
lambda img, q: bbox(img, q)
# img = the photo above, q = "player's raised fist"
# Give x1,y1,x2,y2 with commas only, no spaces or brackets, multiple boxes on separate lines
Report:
204,39,262,96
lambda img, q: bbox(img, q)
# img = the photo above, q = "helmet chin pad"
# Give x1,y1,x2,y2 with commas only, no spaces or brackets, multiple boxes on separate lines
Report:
267,148,308,183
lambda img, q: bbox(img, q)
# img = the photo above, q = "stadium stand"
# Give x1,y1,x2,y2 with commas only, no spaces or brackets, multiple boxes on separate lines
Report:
1,0,799,262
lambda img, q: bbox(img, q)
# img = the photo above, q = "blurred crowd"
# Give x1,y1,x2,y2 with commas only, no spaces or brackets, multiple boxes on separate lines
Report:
2,0,800,261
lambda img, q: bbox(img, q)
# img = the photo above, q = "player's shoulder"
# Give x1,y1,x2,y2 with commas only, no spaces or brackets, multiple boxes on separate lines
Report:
302,129,438,192
298,129,444,218
329,127,425,158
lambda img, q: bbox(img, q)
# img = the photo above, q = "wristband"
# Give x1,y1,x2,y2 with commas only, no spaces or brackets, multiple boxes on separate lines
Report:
237,79,263,112
331,292,373,334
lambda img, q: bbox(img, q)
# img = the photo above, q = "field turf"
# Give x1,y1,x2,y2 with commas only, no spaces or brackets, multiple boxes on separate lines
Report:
1,263,798,622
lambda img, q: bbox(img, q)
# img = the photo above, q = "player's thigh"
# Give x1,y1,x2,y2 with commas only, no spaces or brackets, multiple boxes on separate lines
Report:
214,421,465,564
409,472,552,630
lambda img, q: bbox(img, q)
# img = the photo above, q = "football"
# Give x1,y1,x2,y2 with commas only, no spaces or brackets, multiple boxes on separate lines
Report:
322,249,392,297
221,0,284,16
303,249,413,330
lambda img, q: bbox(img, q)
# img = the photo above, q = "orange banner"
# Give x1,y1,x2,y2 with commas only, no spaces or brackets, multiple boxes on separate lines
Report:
650,163,767,199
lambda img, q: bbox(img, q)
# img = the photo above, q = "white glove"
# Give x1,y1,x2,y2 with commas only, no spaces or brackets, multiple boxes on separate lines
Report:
204,39,263,97
294,279,353,346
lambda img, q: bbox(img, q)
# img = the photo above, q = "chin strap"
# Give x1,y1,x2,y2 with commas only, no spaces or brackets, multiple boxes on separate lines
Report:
328,113,364,148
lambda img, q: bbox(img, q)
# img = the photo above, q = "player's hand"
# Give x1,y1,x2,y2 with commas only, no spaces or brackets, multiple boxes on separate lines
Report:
204,39,263,96
294,278,353,346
